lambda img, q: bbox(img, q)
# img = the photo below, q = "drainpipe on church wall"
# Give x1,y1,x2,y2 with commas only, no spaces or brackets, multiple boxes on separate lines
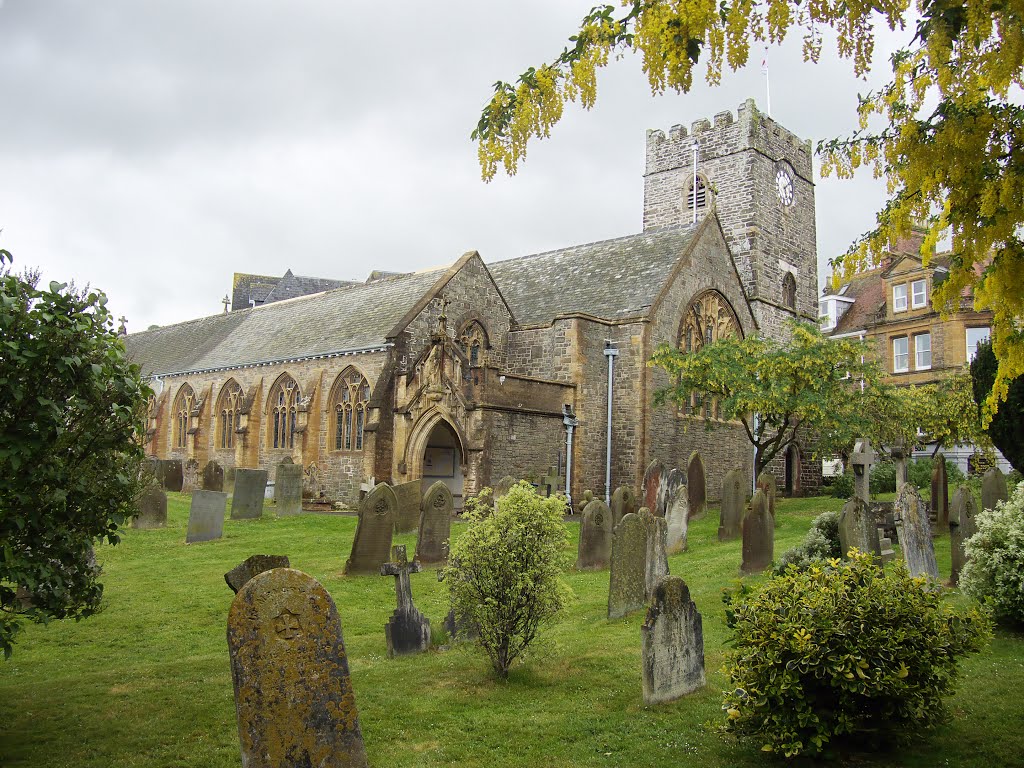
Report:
604,342,619,505
562,405,579,510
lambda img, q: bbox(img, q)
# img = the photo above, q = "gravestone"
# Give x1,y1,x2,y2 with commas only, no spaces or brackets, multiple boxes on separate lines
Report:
740,490,773,575
182,458,200,493
224,555,291,594
641,575,705,704
133,484,167,529
931,453,949,528
665,487,689,555
380,545,431,657
686,452,707,520
202,460,224,492
949,485,979,585
892,438,909,492
442,609,478,643
415,481,453,565
851,439,876,505
895,484,939,580
981,467,1008,512
344,483,397,575
641,508,670,599
161,459,183,492
303,462,322,500
879,535,896,566
539,466,560,497
718,469,746,541
227,568,369,768
493,476,517,505
274,461,304,516
185,490,228,543
610,486,638,530
661,468,685,519
392,479,422,534
231,469,268,520
642,460,666,516
224,466,236,496
838,496,881,560
576,500,613,570
756,471,777,526
608,513,647,619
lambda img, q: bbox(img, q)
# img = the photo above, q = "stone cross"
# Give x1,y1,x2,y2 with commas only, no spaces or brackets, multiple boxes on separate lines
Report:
381,545,421,614
117,315,127,336
891,438,909,492
851,439,876,504
221,293,230,313
380,545,431,656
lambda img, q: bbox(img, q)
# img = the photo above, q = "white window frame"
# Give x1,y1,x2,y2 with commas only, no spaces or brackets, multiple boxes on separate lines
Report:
911,279,928,309
966,326,991,361
893,283,908,313
893,336,909,373
914,332,932,370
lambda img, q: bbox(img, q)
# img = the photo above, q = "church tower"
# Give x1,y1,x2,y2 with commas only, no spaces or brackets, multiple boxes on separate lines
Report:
643,99,819,339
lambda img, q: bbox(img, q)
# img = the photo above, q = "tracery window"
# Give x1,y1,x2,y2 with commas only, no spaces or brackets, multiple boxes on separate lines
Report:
685,174,709,211
782,272,797,310
332,369,370,451
268,375,301,450
216,379,243,450
458,321,488,367
678,290,741,418
172,383,196,449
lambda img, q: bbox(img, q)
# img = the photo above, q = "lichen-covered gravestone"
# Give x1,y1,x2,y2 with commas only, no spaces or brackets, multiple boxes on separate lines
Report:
718,469,746,541
838,496,881,560
392,479,421,534
665,487,689,555
931,453,949,528
576,500,613,570
185,490,228,544
981,467,1008,512
608,513,647,619
642,460,666,516
686,452,707,520
202,460,224,492
182,458,200,493
274,460,304,516
895,484,939,580
224,555,291,594
227,568,369,768
641,576,705,704
949,485,979,585
415,481,453,565
380,545,431,657
661,468,685,519
610,486,638,530
231,469,268,520
641,507,670,599
740,490,773,575
756,470,777,526
133,484,167,529
344,483,396,575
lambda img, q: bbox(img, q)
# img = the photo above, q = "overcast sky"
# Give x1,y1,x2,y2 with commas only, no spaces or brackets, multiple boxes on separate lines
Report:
0,1,909,332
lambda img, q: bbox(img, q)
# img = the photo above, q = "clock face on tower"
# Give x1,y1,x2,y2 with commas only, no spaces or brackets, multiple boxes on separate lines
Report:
776,167,794,206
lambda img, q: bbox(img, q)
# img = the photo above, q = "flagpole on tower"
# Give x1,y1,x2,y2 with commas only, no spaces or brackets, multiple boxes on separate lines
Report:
762,47,772,117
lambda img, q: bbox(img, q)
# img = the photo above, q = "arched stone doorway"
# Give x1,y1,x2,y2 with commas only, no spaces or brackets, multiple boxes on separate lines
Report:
784,443,802,497
421,420,464,510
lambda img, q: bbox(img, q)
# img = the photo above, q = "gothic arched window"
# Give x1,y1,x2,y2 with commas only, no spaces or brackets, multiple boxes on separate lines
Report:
685,174,709,211
458,321,489,367
268,375,301,449
678,290,741,418
331,369,370,452
216,379,243,450
172,383,196,449
782,272,797,310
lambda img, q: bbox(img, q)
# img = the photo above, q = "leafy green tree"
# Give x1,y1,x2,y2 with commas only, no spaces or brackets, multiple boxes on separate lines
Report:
472,0,1024,421
960,479,1024,625
0,249,150,658
441,482,571,678
970,339,1023,472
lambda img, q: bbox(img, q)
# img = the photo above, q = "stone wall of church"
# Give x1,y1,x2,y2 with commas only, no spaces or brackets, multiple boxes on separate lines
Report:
505,321,576,383
481,410,566,489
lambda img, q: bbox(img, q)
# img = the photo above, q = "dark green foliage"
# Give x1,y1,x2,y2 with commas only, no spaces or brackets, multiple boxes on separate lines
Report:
908,456,966,491
828,472,855,499
0,250,150,658
722,553,991,757
773,511,842,574
871,460,897,494
971,339,1024,472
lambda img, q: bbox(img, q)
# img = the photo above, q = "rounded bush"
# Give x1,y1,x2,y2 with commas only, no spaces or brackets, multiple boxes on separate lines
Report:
960,481,1024,625
773,511,841,574
723,552,990,757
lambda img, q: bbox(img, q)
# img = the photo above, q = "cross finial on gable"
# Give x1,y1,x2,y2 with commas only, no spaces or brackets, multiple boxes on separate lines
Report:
222,294,230,313
117,316,127,336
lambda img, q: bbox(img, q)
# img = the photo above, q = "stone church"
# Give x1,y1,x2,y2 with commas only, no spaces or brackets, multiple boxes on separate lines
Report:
126,99,821,510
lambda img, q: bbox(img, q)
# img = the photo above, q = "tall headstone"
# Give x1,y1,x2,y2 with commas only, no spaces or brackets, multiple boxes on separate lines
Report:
182,458,200,493
949,485,979,585
641,508,670,599
895,484,939,580
981,467,1008,512
202,460,224,492
892,438,909,492
576,500,613,570
838,496,881,560
133,484,168,529
641,576,706,704
275,461,304,516
380,545,431,657
686,452,707,520
851,439,876,505
642,461,666,516
719,469,746,541
740,490,773,575
608,513,647,619
225,555,291,594
344,483,396,575
610,486,638,530
931,453,949,528
227,568,369,768
756,471,777,526
231,469,268,520
665,487,689,555
392,479,422,534
415,481,453,565
185,490,228,543
161,459,183,492
660,468,685,519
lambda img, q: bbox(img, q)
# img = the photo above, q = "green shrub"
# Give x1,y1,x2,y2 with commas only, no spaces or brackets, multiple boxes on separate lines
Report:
722,552,991,757
871,460,897,495
960,481,1024,626
829,472,854,499
908,456,966,493
441,481,571,677
773,511,841,574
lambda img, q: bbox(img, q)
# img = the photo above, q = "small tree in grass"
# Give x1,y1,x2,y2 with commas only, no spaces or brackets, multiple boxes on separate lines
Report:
960,481,1024,626
442,481,571,678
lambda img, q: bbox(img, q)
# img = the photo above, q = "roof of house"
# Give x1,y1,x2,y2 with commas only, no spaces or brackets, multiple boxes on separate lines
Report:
829,270,885,335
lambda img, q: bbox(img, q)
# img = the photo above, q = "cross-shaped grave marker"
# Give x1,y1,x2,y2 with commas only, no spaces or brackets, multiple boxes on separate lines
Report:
380,545,430,656
851,438,876,505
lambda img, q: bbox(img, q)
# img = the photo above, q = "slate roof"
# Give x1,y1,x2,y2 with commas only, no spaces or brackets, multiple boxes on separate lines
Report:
488,226,698,327
230,269,358,310
830,270,885,335
126,267,447,376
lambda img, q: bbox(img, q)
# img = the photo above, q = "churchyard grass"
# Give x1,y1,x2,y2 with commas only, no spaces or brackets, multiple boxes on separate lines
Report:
1,493,1022,767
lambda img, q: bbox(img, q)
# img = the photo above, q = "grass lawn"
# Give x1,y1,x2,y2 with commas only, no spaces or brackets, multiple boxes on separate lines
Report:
1,493,1022,767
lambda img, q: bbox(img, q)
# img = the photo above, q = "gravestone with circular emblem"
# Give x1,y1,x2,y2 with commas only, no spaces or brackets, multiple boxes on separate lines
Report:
415,481,453,565
576,499,612,570
344,483,397,575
